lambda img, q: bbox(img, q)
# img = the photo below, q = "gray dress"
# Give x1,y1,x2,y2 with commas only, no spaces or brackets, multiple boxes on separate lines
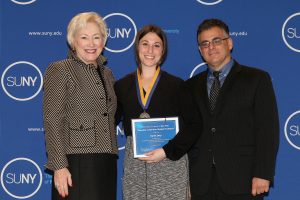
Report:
123,136,190,200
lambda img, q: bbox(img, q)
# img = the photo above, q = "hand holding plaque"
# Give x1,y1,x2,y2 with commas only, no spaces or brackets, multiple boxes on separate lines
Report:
131,117,179,158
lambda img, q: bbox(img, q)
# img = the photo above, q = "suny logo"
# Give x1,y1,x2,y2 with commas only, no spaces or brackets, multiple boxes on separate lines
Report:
1,61,43,101
103,13,137,53
190,63,207,78
284,110,300,150
117,125,126,151
196,0,223,5
10,0,37,5
1,158,43,199
282,12,300,53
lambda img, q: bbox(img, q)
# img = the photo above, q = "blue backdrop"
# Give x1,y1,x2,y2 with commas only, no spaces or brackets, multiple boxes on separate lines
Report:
1,0,300,199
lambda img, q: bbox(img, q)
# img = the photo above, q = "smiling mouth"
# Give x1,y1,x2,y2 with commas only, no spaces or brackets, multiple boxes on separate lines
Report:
208,51,219,56
85,49,97,53
144,55,155,59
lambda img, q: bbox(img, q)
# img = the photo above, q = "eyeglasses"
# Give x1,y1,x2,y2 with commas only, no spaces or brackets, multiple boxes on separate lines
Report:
199,37,229,48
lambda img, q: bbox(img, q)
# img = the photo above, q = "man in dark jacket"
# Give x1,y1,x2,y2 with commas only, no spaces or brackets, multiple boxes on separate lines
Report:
186,18,279,200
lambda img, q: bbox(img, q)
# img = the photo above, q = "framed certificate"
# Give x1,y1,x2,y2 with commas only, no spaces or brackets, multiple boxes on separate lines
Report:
131,117,179,158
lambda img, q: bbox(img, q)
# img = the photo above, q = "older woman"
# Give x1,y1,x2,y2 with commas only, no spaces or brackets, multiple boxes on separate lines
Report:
43,12,117,200
115,25,200,200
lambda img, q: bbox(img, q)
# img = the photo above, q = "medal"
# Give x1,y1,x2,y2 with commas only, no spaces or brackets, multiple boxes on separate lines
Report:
139,111,151,119
136,67,161,119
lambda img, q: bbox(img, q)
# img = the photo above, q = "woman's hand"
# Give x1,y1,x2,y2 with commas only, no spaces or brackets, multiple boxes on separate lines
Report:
138,148,166,163
54,168,72,198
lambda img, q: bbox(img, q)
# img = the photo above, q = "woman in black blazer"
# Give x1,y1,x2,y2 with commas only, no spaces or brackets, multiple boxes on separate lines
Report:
43,12,118,200
115,25,201,200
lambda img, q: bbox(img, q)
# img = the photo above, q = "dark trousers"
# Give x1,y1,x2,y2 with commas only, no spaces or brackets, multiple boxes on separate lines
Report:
192,166,264,200
52,153,117,200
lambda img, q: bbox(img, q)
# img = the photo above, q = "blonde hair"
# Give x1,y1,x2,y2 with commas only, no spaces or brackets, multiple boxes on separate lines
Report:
67,12,107,48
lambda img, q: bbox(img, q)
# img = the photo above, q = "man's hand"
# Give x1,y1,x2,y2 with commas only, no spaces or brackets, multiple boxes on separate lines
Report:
252,177,270,196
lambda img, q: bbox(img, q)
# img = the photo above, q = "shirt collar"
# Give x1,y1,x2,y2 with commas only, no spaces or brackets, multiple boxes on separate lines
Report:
208,59,234,78
67,49,107,69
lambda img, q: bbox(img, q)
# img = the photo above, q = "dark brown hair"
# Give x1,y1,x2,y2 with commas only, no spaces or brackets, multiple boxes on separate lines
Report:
134,25,168,70
197,18,229,45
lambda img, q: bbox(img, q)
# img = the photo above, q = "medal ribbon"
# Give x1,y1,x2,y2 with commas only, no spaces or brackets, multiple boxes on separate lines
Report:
135,67,161,110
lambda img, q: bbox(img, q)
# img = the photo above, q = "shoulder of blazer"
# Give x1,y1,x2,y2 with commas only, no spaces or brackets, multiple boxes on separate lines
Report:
45,59,78,75
115,71,135,86
185,70,207,89
233,61,270,80
44,59,73,80
115,71,135,97
160,70,183,84
103,66,114,75
102,66,116,83
158,71,184,92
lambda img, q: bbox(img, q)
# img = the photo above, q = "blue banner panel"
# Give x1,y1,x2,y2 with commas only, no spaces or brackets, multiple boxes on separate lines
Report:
1,0,300,199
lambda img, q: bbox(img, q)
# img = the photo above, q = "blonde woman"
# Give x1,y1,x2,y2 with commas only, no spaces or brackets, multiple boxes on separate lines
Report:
43,12,117,200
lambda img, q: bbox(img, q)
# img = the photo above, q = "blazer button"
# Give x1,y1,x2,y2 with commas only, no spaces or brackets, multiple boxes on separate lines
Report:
211,128,216,133
80,125,84,130
103,113,108,116
109,98,112,102
208,148,212,152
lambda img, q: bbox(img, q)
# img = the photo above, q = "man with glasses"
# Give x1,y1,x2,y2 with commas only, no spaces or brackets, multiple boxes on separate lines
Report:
185,18,279,200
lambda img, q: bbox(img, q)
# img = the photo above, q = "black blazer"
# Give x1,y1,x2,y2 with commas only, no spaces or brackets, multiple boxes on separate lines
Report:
115,70,201,160
185,61,279,195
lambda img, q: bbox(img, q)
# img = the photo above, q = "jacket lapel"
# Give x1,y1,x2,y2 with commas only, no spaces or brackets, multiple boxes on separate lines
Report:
194,70,211,114
213,61,242,114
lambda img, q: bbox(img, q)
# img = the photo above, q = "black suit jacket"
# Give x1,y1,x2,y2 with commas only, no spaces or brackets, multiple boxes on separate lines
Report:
115,70,201,160
185,61,279,195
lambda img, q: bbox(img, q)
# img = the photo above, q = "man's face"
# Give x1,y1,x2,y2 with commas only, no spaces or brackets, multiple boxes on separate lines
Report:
198,27,233,71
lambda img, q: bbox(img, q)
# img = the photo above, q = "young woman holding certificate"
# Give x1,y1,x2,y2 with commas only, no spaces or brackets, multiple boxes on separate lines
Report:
115,25,201,200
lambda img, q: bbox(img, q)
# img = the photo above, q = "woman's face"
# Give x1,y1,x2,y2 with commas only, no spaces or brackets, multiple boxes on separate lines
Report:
73,22,103,66
138,32,163,69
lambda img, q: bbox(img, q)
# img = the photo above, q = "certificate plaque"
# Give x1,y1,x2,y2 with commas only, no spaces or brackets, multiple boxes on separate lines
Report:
131,117,179,158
